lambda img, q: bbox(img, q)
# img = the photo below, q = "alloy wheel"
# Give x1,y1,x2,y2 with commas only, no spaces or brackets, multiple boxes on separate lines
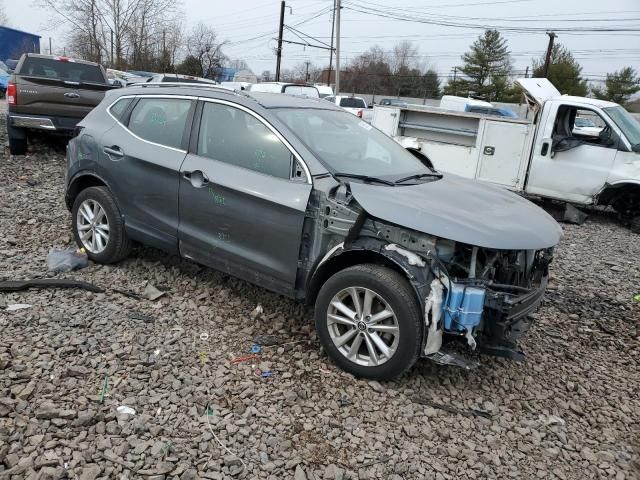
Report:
326,286,400,367
76,199,110,254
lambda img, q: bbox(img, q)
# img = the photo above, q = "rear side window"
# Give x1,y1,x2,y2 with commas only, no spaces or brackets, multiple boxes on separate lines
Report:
340,97,366,108
197,102,293,179
127,98,193,149
109,97,133,121
20,57,105,83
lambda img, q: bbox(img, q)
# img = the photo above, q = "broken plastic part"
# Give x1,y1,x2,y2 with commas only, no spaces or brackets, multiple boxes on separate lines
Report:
465,329,477,350
423,279,444,355
317,242,344,268
426,350,480,370
384,243,426,267
0,279,103,293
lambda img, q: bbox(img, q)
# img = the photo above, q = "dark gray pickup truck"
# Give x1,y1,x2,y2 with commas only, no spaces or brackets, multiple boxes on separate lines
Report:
6,53,113,154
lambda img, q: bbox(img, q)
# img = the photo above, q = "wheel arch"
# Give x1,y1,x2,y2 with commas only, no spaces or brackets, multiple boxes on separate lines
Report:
65,172,112,210
305,244,428,309
596,181,640,213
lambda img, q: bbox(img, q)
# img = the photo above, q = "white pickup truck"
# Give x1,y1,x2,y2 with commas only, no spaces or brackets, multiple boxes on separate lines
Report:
372,78,640,232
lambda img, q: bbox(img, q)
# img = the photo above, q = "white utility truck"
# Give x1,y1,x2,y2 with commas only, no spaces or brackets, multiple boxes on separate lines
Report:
372,78,640,231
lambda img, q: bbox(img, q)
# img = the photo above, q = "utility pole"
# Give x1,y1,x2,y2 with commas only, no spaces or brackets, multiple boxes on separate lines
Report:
453,66,457,95
335,0,341,95
305,61,310,82
275,0,285,82
110,28,114,67
524,65,529,78
49,37,52,55
327,0,336,87
543,32,556,78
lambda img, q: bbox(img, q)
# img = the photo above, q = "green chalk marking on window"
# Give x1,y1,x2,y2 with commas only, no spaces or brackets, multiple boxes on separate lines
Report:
207,187,225,206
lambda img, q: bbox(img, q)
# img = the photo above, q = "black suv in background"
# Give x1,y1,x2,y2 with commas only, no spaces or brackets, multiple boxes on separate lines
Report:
6,53,112,154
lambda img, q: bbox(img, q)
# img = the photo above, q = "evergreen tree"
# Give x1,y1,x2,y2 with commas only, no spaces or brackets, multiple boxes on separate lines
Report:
592,67,640,107
445,30,512,101
532,44,587,96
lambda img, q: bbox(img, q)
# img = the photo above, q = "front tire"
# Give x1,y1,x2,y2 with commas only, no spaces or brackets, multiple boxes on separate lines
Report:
315,264,423,380
71,186,132,264
631,216,640,234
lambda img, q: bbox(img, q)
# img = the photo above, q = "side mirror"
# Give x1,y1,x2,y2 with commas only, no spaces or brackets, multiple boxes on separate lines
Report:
599,127,615,146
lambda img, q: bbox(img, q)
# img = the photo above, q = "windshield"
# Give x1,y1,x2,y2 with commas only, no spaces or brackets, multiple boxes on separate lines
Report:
604,106,640,147
340,97,366,108
274,108,430,180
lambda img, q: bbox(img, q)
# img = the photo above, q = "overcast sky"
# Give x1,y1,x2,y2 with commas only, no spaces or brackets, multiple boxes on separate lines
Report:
6,0,640,84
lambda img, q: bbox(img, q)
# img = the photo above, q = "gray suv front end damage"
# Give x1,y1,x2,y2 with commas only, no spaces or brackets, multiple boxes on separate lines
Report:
300,174,561,366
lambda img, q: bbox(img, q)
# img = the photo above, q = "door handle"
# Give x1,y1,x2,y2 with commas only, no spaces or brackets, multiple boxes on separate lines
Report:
103,146,124,157
540,142,549,157
183,170,209,188
64,92,80,99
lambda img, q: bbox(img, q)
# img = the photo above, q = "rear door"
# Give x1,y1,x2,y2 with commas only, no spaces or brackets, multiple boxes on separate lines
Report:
178,98,312,294
99,95,195,252
15,56,110,119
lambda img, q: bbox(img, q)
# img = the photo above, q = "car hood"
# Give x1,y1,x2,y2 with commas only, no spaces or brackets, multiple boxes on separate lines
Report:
349,174,563,250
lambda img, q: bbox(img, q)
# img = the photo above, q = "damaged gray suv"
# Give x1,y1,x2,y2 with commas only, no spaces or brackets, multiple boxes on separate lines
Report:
65,84,563,380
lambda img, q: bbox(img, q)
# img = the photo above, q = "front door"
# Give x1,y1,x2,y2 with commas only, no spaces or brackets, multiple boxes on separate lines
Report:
178,99,312,295
99,95,194,252
526,104,617,203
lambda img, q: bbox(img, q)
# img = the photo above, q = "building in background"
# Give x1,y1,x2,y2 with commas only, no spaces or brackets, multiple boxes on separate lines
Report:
0,26,41,64
233,69,257,83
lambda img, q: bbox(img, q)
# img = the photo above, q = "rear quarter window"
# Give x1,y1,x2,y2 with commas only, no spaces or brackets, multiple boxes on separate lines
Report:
108,97,134,121
20,57,106,83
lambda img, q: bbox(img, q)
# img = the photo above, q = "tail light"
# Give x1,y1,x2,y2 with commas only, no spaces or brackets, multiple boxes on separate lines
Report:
7,82,16,105
357,109,363,118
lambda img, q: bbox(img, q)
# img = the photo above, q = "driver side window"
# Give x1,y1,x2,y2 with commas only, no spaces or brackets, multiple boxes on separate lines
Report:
553,106,617,150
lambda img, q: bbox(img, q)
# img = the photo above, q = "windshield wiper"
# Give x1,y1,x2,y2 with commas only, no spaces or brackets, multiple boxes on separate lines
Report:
332,173,396,186
394,172,443,184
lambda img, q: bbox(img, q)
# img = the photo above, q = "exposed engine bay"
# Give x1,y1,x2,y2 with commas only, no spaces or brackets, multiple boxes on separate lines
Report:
301,181,554,366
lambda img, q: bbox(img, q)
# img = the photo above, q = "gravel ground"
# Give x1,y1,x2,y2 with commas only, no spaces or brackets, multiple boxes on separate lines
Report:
1,116,639,479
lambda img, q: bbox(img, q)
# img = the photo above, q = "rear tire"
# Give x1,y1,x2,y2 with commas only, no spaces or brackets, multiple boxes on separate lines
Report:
314,264,423,380
8,126,27,155
72,186,132,264
631,216,640,234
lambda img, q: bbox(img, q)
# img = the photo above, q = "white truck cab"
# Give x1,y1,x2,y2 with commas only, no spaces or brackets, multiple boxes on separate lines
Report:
372,78,640,231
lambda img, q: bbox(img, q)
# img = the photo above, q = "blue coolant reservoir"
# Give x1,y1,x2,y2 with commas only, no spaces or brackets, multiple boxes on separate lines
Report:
442,284,485,332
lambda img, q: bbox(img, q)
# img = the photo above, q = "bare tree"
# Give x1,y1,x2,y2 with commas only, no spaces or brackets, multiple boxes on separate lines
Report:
39,0,181,70
187,22,226,78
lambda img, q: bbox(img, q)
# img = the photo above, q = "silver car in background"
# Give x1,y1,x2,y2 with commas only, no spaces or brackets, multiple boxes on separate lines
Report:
64,84,562,379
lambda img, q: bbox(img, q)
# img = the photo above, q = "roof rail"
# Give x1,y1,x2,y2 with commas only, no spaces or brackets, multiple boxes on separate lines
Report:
129,82,232,92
